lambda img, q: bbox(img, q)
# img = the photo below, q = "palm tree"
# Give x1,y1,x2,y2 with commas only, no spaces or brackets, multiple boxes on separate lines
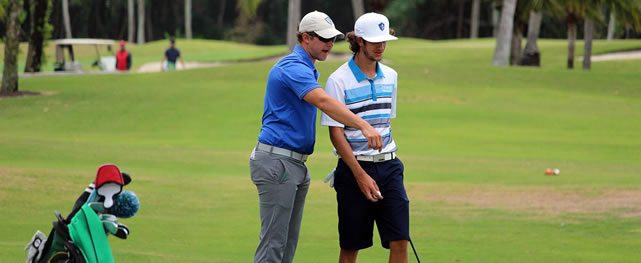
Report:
137,0,145,44
470,0,481,38
286,0,301,51
1,0,22,96
24,0,50,73
580,0,607,70
509,0,538,65
217,0,226,28
521,11,542,66
492,0,518,66
229,0,263,43
586,0,641,68
492,1,500,37
518,0,562,66
128,0,134,42
185,0,192,39
352,0,365,20
607,0,641,40
510,0,529,65
583,18,594,70
607,8,616,40
62,0,72,38
556,0,602,69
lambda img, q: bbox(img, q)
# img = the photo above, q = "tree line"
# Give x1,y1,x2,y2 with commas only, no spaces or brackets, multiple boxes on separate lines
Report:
491,0,641,70
2,0,641,95
3,1,640,44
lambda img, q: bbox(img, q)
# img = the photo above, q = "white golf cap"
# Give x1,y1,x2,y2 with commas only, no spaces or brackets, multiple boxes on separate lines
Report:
355,13,398,43
299,11,344,39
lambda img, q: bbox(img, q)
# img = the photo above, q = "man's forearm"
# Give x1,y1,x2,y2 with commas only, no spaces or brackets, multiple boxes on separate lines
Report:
307,89,369,130
306,88,382,150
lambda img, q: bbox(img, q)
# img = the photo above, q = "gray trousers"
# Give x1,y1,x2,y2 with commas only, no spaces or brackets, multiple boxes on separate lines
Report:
250,149,310,263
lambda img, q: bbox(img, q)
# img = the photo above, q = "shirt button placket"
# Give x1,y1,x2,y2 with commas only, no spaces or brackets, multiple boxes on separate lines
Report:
369,79,377,101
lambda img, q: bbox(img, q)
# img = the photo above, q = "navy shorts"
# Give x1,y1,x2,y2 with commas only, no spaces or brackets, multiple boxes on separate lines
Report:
333,157,410,250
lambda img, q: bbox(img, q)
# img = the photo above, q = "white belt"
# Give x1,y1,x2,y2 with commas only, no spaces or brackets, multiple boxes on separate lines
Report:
355,152,396,163
256,142,308,162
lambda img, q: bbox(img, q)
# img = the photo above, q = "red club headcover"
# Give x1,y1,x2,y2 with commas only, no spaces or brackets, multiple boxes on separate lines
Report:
95,164,124,189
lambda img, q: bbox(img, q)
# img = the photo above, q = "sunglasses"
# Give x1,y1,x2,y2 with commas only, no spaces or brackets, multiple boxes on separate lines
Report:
307,32,336,43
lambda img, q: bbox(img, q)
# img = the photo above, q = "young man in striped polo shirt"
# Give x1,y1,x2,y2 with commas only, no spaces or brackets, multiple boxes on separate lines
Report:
321,13,410,263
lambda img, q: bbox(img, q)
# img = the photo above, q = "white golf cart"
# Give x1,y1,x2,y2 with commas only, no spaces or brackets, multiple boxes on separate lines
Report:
53,38,117,73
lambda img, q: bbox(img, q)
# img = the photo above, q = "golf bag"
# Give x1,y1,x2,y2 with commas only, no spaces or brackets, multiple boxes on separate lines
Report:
25,164,138,263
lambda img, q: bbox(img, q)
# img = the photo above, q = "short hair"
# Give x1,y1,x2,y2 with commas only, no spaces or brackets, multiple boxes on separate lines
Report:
297,32,307,43
346,28,396,54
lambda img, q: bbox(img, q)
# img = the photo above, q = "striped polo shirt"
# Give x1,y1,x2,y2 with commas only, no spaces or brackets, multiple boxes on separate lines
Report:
320,57,398,156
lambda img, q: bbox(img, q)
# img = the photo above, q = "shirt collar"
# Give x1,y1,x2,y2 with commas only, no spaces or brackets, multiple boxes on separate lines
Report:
348,56,385,82
293,44,315,70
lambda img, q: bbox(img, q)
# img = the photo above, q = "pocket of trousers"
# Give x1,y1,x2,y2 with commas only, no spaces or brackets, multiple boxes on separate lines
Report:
250,154,288,184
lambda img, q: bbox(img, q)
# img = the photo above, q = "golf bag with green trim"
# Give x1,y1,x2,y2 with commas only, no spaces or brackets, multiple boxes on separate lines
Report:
25,164,137,263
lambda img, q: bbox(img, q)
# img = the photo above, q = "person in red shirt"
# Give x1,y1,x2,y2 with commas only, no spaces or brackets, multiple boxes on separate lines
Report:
115,40,132,72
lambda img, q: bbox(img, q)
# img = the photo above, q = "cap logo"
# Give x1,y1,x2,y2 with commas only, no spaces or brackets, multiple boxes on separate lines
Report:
378,22,385,31
325,16,334,25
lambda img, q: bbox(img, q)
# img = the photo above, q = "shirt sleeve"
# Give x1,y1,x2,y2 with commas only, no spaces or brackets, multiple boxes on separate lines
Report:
320,76,345,127
279,63,320,100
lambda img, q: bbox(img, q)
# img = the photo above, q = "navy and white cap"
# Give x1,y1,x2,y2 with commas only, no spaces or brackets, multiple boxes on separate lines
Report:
355,13,398,43
299,11,344,39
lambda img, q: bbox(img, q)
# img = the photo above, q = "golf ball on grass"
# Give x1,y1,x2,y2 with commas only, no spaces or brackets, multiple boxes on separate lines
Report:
545,168,561,176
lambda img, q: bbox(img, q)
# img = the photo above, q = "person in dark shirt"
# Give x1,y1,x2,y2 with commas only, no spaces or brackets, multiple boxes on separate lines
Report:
115,40,132,72
161,39,185,71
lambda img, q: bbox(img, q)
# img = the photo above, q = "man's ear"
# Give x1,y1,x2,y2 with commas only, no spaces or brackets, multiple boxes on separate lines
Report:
302,33,312,44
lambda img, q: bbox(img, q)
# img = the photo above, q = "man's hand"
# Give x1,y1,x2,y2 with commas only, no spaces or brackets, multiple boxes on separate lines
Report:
354,172,383,202
361,125,382,151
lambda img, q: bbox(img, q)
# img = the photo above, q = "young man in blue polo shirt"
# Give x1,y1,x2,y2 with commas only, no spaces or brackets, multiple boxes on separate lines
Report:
249,11,383,263
321,13,410,263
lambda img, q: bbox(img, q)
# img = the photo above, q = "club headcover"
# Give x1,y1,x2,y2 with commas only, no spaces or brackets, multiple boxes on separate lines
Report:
95,164,124,189
111,190,140,218
25,231,47,263
97,183,122,209
122,172,132,186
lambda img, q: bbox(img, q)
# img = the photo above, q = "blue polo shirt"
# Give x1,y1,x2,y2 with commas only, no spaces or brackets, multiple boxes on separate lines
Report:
258,45,320,154
165,47,180,63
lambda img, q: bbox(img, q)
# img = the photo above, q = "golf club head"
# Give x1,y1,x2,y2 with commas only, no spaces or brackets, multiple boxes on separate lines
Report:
102,219,119,235
99,213,117,222
89,202,105,213
114,224,129,239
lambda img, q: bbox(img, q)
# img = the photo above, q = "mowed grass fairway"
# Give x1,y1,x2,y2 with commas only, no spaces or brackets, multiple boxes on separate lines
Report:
1,38,641,262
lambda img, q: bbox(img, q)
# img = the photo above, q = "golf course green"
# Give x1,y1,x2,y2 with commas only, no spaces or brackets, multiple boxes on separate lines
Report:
1,38,640,262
